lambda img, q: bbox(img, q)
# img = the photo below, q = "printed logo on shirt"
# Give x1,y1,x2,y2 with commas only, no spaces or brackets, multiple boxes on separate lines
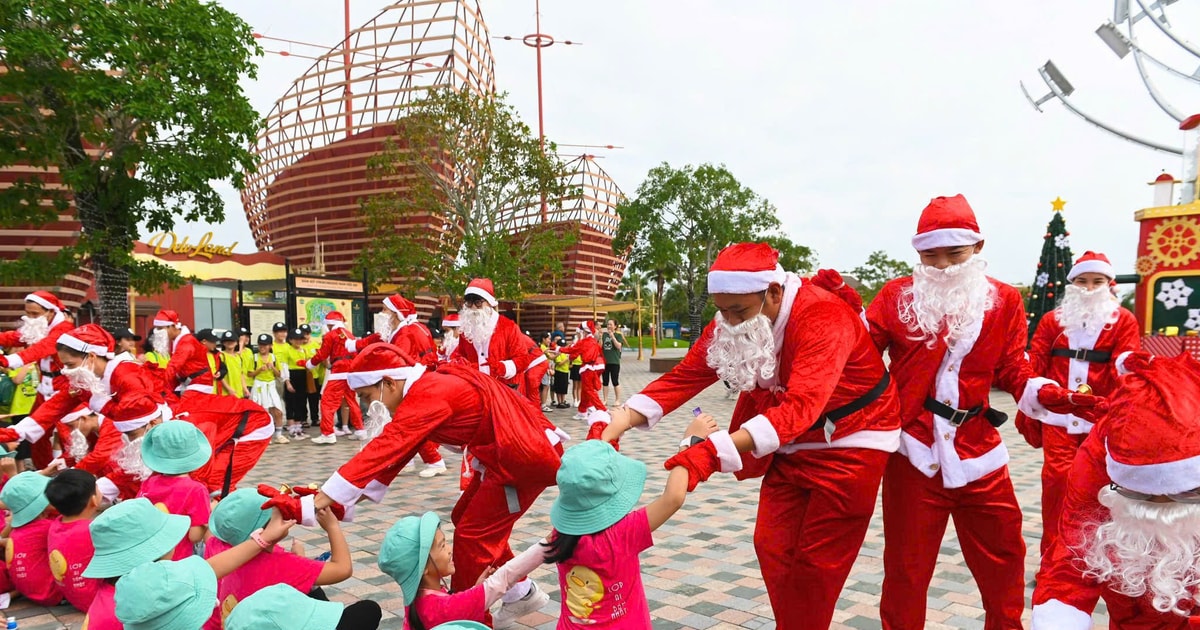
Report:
565,565,605,624
4,538,10,564
49,549,67,582
153,502,170,514
221,594,239,621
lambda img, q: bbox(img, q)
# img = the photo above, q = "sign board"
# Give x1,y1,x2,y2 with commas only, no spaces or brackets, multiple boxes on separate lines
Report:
248,309,286,338
294,276,363,293
146,231,237,259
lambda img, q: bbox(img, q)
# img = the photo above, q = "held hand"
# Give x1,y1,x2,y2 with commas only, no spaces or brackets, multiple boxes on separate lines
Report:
474,566,496,586
285,382,294,393
685,413,719,441
315,506,340,532
1014,413,1043,449
811,269,864,313
486,358,507,378
360,332,383,347
601,406,631,443
1037,384,1108,420
262,508,297,544
257,484,302,522
585,411,619,451
292,486,345,521
663,441,721,492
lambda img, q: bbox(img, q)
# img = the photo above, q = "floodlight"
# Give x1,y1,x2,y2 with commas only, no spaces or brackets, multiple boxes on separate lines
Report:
1097,22,1132,58
1043,60,1075,96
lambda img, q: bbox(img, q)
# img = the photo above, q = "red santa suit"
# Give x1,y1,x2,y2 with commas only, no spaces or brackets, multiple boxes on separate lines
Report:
620,244,901,629
381,295,442,466
1032,353,1200,630
451,279,541,390
154,310,215,404
305,311,371,437
1021,252,1141,557
0,292,74,467
439,314,461,362
865,195,1090,630
517,333,549,408
563,323,605,415
321,345,567,592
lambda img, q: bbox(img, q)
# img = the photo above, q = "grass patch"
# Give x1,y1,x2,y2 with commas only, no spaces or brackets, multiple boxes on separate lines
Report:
622,336,690,349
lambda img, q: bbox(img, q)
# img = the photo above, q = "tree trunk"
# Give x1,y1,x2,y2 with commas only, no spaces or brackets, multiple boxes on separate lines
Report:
654,274,665,341
685,281,705,340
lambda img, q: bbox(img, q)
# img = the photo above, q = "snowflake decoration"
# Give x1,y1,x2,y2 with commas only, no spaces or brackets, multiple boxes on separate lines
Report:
1187,309,1200,331
1054,234,1070,249
1156,279,1194,310
1035,272,1049,287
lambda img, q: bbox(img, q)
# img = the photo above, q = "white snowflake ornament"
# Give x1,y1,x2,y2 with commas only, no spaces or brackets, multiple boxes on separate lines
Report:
1187,309,1200,331
1156,279,1194,310
1054,234,1070,249
1035,272,1049,287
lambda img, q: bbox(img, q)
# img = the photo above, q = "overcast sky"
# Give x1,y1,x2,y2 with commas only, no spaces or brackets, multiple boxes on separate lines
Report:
185,0,1200,285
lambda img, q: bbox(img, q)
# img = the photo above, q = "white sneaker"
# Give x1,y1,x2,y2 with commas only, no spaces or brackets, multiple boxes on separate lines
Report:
418,462,447,478
347,430,367,441
541,404,553,412
403,460,416,472
495,581,549,629
334,427,349,436
273,433,290,445
572,412,586,421
311,434,337,445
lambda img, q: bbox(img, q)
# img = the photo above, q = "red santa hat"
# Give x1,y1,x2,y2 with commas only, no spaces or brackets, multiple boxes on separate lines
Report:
1067,251,1115,281
24,291,63,312
57,324,115,357
152,309,183,328
1105,353,1200,495
346,343,425,390
578,320,596,336
382,295,417,317
911,195,985,251
107,394,168,433
61,402,93,425
464,278,498,307
323,311,347,329
442,314,460,328
707,243,786,295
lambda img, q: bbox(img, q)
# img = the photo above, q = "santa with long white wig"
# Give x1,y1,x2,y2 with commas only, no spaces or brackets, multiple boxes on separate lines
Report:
0,291,74,467
451,278,543,398
1032,352,1200,629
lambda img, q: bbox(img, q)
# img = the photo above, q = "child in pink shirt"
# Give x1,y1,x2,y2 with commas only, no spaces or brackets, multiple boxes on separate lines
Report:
44,469,103,612
1,471,62,607
136,420,214,560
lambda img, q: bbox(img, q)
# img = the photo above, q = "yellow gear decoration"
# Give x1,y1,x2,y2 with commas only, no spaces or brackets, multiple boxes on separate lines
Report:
1135,255,1157,275
1147,218,1200,267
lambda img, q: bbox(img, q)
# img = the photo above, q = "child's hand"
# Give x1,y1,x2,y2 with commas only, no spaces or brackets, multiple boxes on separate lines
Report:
38,458,67,476
685,413,719,441
290,538,305,556
474,566,496,586
316,505,340,532
285,382,294,393
263,508,297,544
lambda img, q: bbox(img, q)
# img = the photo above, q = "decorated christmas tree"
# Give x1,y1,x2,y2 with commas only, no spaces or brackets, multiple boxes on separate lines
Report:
1026,197,1075,342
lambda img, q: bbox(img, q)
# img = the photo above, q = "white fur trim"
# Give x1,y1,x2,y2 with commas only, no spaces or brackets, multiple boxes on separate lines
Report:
1018,377,1057,419
111,405,165,433
1067,260,1115,281
1030,599,1092,630
96,477,119,503
58,333,109,356
304,359,318,370
708,430,743,473
13,416,44,443
898,429,1009,489
478,364,490,375
24,293,59,311
343,338,357,354
323,472,370,505
707,265,786,295
579,364,605,372
501,360,516,380
586,410,611,427
362,480,388,504
1115,351,1135,376
464,286,498,306
184,384,213,394
626,394,664,430
443,319,461,328
528,354,547,368
777,429,902,454
911,227,984,251
4,354,23,369
1106,448,1200,495
61,407,91,424
324,372,347,382
741,414,780,458
152,319,180,328
299,494,317,527
346,366,424,390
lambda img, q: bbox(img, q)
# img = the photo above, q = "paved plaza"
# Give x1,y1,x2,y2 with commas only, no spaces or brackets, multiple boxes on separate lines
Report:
8,348,1111,629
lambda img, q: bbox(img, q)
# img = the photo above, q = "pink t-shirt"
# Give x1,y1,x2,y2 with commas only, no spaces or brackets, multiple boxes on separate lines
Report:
83,582,121,630
215,545,324,626
137,473,211,560
555,508,653,628
7,518,63,606
46,517,101,612
407,585,487,629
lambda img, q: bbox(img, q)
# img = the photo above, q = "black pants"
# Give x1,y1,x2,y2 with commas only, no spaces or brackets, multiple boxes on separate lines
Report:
602,363,621,386
310,589,381,630
307,378,322,425
286,369,309,423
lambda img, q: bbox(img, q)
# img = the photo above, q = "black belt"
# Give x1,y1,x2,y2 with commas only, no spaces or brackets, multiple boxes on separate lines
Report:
924,397,1008,428
1051,348,1112,363
808,371,891,432
182,367,210,381
43,370,61,378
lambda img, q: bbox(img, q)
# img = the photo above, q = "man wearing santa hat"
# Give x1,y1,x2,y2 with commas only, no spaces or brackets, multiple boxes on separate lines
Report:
373,295,446,476
452,278,544,396
439,313,461,361
1014,250,1141,558
305,310,379,445
0,292,75,463
598,242,902,629
861,195,1105,629
1032,352,1200,629
561,320,605,420
150,309,214,403
276,343,565,626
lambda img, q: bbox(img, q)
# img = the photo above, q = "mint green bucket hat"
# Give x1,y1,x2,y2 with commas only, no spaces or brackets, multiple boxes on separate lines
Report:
225,584,343,630
432,623,490,630
210,488,271,545
378,511,440,606
551,440,647,536
1,471,50,527
140,420,212,475
114,555,218,630
83,497,190,578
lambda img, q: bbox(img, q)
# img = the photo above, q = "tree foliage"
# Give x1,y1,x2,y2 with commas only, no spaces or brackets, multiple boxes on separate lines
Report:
1025,211,1074,342
614,162,815,334
356,88,576,302
851,250,913,304
0,0,262,326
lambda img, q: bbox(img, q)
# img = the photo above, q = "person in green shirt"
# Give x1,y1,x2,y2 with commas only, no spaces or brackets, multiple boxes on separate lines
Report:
271,322,289,411
237,327,255,380
246,333,291,444
5,364,39,417
142,336,169,368
600,319,627,406
219,330,250,398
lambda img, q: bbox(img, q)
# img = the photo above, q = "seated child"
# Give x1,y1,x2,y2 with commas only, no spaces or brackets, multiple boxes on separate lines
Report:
1,471,62,607
543,413,713,628
380,511,547,630
136,420,213,559
81,497,296,630
205,487,354,628
225,583,383,630
44,469,103,612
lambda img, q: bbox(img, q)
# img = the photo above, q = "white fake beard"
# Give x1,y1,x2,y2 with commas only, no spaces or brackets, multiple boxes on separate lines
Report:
115,436,151,481
67,427,90,462
1056,284,1119,335
361,400,392,446
460,306,495,343
899,257,995,348
1081,487,1200,615
18,315,49,345
151,328,170,356
62,362,110,399
705,312,777,392
373,311,395,344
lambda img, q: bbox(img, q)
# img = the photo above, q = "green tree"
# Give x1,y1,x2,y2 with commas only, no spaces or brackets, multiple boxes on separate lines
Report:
1026,210,1074,342
0,0,262,327
851,250,913,304
615,162,815,335
357,87,575,302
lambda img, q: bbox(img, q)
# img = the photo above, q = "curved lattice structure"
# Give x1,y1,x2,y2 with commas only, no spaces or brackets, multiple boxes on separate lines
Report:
241,0,495,277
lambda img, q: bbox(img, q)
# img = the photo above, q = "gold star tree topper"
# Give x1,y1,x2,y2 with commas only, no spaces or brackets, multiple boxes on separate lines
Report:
1051,197,1067,212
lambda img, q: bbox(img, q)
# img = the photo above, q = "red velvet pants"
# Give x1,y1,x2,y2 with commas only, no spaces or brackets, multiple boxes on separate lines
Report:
191,437,271,494
576,369,605,414
417,441,442,465
318,379,362,437
754,447,889,630
448,470,550,592
1040,425,1087,557
521,362,549,408
881,454,1026,630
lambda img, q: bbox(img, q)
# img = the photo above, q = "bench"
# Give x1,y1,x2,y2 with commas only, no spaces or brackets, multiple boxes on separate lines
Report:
648,357,683,374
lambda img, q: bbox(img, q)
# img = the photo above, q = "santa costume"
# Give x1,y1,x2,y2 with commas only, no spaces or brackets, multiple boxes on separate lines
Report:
304,311,375,439
562,321,605,417
1032,352,1200,629
451,278,544,394
0,292,74,467
440,313,461,361
1015,251,1141,557
378,295,443,470
153,310,214,404
600,242,901,629
319,343,567,593
863,195,1102,629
